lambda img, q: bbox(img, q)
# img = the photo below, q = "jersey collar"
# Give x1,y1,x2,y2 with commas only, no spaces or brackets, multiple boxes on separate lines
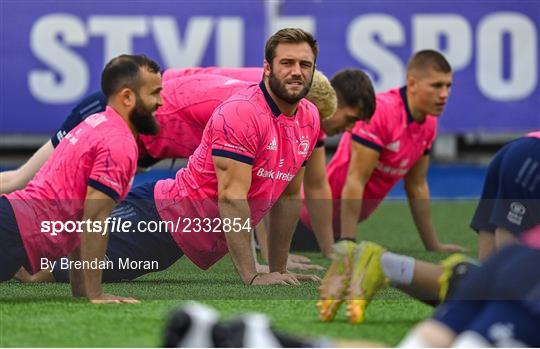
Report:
259,81,282,117
399,86,415,124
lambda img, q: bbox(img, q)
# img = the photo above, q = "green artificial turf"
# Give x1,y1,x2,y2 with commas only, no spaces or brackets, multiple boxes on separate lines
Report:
0,200,478,347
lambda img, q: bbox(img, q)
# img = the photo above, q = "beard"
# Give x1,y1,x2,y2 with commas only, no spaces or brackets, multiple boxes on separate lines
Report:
268,68,312,104
129,94,160,135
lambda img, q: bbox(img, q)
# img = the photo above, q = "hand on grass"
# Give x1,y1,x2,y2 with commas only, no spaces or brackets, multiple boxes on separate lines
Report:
287,272,321,283
431,243,467,253
256,260,324,273
286,260,324,271
251,272,300,286
288,253,310,263
89,293,140,304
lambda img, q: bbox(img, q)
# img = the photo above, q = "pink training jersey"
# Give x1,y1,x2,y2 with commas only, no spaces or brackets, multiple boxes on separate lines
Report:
138,74,253,161
6,107,137,273
163,67,263,83
176,67,326,147
186,67,325,146
300,87,437,236
138,69,326,164
154,82,320,269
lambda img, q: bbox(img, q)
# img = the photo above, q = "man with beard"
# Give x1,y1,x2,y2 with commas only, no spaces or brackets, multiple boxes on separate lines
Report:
1,64,377,261
19,28,322,286
0,69,336,194
151,28,321,285
0,54,162,303
6,68,340,283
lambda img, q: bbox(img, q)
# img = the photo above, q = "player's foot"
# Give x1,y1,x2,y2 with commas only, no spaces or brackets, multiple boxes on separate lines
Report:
316,239,357,322
163,302,219,348
345,241,389,324
438,253,479,302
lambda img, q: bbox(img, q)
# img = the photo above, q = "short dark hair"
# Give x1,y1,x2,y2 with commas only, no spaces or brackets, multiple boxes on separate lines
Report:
264,28,318,65
407,50,452,75
331,69,376,121
101,54,161,98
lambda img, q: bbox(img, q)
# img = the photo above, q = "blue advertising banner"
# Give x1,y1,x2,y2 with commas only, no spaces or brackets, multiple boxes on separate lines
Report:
1,0,538,135
279,0,540,133
0,0,266,133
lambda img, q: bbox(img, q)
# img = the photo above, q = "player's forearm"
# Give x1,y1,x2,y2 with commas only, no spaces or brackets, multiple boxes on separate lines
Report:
69,246,85,297
255,219,269,261
78,214,110,299
405,183,440,250
0,141,54,194
268,194,301,273
0,170,24,194
340,180,365,240
0,166,39,194
218,196,258,284
304,184,334,257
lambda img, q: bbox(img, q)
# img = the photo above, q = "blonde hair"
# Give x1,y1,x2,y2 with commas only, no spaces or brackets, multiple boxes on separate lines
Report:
305,70,337,119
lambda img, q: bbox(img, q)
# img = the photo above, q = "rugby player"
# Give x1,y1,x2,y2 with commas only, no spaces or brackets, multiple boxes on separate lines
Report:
19,28,323,285
0,54,162,303
317,131,539,322
316,50,468,320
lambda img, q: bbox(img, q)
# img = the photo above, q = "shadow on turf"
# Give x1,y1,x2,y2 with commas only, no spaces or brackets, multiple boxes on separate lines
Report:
0,297,91,303
123,277,240,285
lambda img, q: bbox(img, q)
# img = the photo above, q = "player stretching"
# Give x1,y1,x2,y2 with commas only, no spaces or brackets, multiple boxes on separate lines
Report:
317,50,466,321
0,55,162,303
23,28,321,285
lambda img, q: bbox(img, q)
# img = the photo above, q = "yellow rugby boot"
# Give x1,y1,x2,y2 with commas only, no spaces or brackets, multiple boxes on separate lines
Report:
317,239,357,322
346,241,389,324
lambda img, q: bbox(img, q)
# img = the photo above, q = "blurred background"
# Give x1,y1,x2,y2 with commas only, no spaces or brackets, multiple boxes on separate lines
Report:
1,0,539,198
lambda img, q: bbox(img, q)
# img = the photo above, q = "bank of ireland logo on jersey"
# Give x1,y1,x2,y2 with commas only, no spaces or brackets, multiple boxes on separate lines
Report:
267,137,277,151
507,201,526,225
297,135,310,156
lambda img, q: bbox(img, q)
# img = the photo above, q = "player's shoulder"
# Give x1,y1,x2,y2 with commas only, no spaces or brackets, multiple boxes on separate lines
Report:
298,98,319,120
214,84,265,117
85,112,137,154
375,88,403,116
88,112,131,136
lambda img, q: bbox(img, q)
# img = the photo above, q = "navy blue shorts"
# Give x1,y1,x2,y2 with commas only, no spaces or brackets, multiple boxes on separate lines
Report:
0,197,30,282
456,301,540,346
434,245,540,346
51,92,107,147
52,182,183,282
470,137,540,236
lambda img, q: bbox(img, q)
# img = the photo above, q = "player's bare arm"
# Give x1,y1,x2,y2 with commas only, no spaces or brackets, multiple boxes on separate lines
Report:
70,187,139,303
214,156,303,286
404,155,465,253
340,141,379,240
267,168,320,283
304,146,334,257
267,168,304,273
213,156,256,284
0,140,53,194
253,219,322,272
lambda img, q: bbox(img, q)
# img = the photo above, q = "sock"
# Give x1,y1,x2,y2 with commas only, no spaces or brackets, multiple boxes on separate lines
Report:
380,252,415,285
